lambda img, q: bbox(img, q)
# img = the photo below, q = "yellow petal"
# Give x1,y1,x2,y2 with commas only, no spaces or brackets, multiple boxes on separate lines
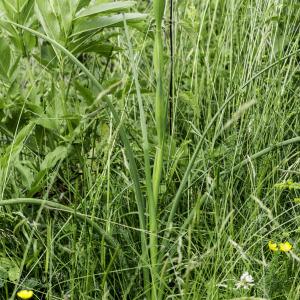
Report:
268,241,278,251
17,290,34,299
279,242,292,252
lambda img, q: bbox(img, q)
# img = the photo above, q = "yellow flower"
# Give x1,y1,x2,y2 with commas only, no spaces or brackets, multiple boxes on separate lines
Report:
17,290,33,299
279,242,292,252
268,241,278,251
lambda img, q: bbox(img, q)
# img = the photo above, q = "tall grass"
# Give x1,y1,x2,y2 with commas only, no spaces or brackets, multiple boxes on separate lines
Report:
0,0,300,299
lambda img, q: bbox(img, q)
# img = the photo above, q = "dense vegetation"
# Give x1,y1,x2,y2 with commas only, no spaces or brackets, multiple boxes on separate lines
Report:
0,0,299,299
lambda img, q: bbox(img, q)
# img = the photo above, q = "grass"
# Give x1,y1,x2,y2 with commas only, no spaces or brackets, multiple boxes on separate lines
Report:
0,0,300,299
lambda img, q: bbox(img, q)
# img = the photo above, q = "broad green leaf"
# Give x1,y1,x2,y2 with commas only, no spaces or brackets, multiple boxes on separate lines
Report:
0,257,11,270
0,256,20,283
69,31,119,53
36,42,58,70
0,122,35,168
35,115,59,131
0,37,11,81
13,122,35,148
75,1,136,18
0,278,4,288
7,0,29,12
22,30,36,53
52,0,75,36
76,0,91,12
19,0,35,24
0,21,24,53
72,41,121,56
15,160,34,188
40,146,68,170
35,0,63,44
8,266,20,282
74,80,95,105
9,55,21,79
72,13,147,36
0,267,8,287
28,169,47,197
28,145,68,196
0,0,17,20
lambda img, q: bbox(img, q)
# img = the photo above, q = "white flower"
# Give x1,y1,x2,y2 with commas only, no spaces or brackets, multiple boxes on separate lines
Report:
235,272,254,289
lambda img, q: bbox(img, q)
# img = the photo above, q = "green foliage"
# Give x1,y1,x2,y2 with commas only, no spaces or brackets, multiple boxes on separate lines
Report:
0,256,20,286
75,1,136,18
72,12,146,35
0,0,299,299
0,37,11,81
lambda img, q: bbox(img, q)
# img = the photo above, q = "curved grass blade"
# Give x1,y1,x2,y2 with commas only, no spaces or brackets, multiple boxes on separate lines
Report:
72,13,147,36
75,1,136,19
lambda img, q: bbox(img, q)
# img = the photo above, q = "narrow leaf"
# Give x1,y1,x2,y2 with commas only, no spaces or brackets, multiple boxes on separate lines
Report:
72,13,147,36
40,146,68,170
72,41,121,56
0,122,35,168
75,1,136,18
0,37,11,81
35,0,62,43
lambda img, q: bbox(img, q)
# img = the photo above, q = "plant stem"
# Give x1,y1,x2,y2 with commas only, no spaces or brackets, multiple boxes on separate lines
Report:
169,0,174,134
152,0,166,298
123,16,154,295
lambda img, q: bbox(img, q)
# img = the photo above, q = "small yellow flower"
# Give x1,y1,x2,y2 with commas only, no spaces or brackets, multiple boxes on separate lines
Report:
268,241,278,251
279,242,292,252
17,290,33,299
